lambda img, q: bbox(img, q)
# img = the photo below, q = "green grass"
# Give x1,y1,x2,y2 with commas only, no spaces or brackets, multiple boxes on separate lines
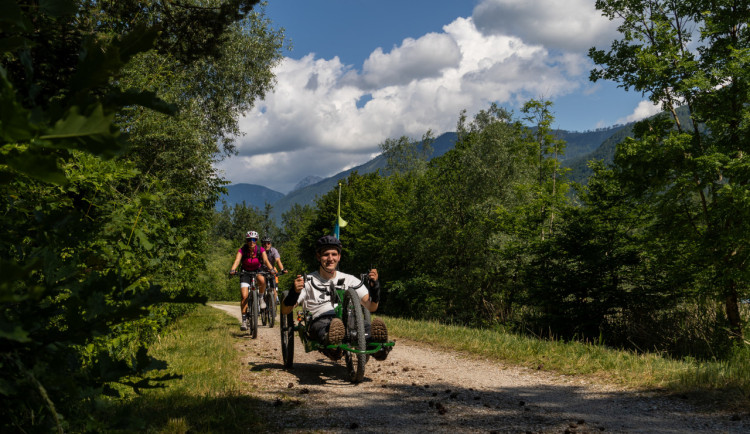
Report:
384,315,750,407
102,305,266,433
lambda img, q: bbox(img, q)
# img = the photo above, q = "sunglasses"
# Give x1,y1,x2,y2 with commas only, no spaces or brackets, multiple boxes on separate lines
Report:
246,238,257,242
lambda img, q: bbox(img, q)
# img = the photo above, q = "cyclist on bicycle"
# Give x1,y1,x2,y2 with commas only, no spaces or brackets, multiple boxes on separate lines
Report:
280,235,389,360
230,230,275,331
261,236,287,302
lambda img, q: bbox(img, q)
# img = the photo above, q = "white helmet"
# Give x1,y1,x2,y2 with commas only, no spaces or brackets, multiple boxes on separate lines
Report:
245,230,259,240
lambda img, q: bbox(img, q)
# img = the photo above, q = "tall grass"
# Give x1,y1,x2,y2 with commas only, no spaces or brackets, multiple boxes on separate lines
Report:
384,315,750,406
101,305,266,433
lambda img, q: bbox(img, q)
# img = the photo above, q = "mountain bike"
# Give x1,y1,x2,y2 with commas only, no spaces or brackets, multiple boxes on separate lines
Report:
279,273,395,383
261,269,284,328
230,270,272,339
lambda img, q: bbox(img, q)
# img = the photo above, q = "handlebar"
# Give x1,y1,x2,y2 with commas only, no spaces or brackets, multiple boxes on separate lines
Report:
228,269,274,278
305,274,367,291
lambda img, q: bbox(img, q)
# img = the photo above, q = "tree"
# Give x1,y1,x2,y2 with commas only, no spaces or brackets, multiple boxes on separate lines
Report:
401,105,535,323
590,0,750,341
0,0,283,430
523,161,665,340
521,99,569,240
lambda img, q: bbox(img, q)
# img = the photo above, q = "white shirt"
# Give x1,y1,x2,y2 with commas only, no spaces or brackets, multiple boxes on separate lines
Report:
294,270,368,319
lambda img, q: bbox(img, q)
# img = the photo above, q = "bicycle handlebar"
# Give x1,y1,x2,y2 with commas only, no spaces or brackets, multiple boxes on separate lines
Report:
305,274,367,291
228,269,274,278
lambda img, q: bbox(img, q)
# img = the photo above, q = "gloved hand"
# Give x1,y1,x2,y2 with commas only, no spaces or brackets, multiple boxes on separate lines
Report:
367,278,380,304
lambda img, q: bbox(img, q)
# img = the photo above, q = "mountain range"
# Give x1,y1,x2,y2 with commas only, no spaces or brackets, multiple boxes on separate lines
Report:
217,122,633,221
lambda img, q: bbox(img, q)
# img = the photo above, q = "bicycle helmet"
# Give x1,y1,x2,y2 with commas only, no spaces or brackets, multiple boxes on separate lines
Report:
315,235,342,253
261,236,272,244
245,230,259,240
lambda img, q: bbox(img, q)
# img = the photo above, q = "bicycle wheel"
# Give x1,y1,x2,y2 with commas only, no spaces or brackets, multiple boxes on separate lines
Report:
279,291,294,368
250,290,259,339
261,291,268,326
267,290,276,328
362,308,372,362
342,288,366,383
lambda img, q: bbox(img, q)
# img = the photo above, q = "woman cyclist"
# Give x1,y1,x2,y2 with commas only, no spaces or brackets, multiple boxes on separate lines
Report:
230,230,275,331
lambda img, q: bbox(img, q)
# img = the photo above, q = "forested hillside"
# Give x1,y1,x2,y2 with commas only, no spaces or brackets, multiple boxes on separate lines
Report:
216,183,284,209
0,1,284,431
265,126,622,221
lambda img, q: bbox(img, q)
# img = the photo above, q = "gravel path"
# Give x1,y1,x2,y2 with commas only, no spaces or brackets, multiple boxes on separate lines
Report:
209,303,748,433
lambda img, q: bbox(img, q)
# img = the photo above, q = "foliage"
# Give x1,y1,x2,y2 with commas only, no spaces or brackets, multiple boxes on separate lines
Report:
0,0,283,431
590,0,750,341
289,91,746,360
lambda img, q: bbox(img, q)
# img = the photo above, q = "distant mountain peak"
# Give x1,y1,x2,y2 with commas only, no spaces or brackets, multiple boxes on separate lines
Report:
292,175,323,192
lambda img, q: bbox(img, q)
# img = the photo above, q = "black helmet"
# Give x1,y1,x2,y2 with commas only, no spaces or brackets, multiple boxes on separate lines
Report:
316,235,342,253
261,236,272,244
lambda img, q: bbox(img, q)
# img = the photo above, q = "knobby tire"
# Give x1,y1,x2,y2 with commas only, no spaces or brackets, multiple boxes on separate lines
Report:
261,291,268,327
280,291,294,368
267,287,276,328
343,288,366,383
250,290,259,339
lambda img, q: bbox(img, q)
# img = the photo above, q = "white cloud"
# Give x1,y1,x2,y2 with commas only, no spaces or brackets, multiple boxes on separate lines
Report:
615,100,662,124
353,32,462,89
472,0,620,52
224,6,607,193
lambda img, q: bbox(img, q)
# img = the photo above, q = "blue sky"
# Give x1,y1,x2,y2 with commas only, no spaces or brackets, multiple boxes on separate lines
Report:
217,0,660,193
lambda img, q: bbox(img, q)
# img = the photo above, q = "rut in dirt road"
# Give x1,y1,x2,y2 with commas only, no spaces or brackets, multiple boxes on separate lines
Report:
210,303,748,433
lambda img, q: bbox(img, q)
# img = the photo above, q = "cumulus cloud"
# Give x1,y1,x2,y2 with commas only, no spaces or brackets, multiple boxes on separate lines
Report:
472,0,620,52
352,32,462,89
616,100,662,125
222,2,613,193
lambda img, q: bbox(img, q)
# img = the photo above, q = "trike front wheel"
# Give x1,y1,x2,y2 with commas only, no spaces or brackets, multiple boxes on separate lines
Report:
342,288,366,383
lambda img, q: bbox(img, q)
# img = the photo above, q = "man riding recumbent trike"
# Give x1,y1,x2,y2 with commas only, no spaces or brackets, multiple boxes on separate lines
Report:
279,235,394,383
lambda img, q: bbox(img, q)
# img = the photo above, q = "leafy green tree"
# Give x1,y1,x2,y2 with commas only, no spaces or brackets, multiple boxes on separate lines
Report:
521,99,569,240
0,0,283,430
590,0,750,341
278,203,316,277
396,105,535,323
381,132,434,176
524,161,663,339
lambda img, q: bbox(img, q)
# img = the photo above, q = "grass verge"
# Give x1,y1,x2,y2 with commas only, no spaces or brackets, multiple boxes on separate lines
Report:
102,304,264,433
384,316,750,407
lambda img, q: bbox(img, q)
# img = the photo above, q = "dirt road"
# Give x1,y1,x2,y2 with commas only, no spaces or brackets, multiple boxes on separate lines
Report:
210,303,747,433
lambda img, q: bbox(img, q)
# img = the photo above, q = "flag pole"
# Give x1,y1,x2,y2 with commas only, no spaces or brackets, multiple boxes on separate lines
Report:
333,182,347,239
335,182,342,239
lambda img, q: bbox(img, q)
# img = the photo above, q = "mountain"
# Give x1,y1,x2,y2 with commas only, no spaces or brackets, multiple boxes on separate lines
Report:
556,127,624,161
220,125,634,221
216,183,285,210
268,132,458,221
292,175,323,192
563,124,634,184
